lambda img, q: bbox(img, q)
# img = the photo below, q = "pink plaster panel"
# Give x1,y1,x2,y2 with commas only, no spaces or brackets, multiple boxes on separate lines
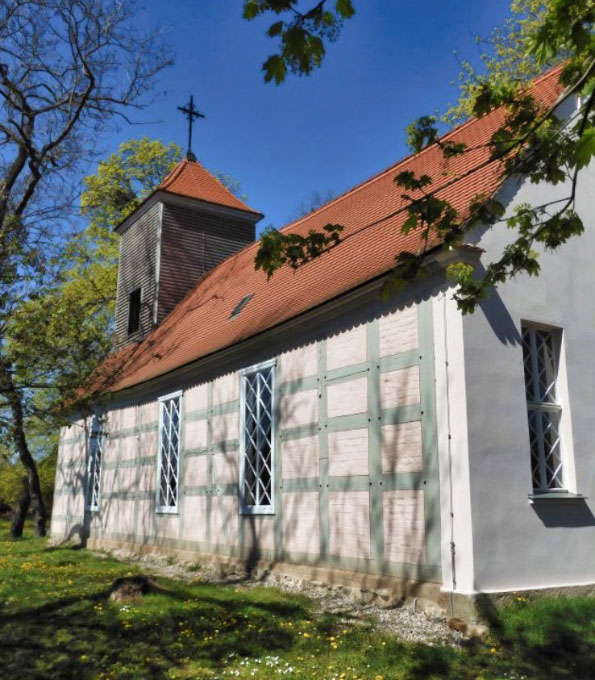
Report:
118,465,137,494
381,421,423,474
280,389,319,429
101,498,119,535
52,492,66,517
136,499,156,539
184,418,208,451
119,500,136,536
89,514,102,537
326,377,368,419
278,343,318,383
326,325,367,371
213,372,239,406
107,409,120,434
184,456,208,488
59,443,73,466
380,366,420,409
51,518,65,539
139,430,157,459
58,468,77,496
71,439,87,466
185,384,208,413
282,491,320,555
383,490,426,564
213,452,239,486
379,305,419,357
54,466,66,493
104,436,119,465
183,495,207,543
139,400,159,425
328,429,369,477
212,412,239,443
243,516,275,552
211,494,239,546
121,406,137,431
155,513,180,539
102,468,117,495
281,435,319,479
328,491,371,559
120,435,138,462
138,463,156,492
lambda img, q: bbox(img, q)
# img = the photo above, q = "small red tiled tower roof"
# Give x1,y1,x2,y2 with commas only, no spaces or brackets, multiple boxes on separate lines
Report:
158,158,261,215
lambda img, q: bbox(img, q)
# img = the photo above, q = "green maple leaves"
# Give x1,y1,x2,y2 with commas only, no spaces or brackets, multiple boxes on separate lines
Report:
243,0,356,83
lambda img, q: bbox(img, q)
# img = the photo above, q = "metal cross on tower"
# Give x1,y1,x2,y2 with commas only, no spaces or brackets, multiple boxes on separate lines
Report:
177,95,205,161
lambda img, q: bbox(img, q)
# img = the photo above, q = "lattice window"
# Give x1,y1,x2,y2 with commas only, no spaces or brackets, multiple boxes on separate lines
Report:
157,392,182,512
522,325,564,491
85,415,104,511
240,360,276,513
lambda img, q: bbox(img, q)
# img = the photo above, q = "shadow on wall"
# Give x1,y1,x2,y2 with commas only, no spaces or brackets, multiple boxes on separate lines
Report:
531,498,595,528
476,271,521,346
53,419,92,548
78,287,439,604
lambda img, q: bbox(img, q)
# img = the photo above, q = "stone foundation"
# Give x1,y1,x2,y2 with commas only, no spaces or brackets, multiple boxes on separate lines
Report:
87,535,444,616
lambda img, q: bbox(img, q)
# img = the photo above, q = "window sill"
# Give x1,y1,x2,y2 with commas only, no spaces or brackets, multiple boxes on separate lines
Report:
240,507,275,516
528,491,587,503
155,507,179,515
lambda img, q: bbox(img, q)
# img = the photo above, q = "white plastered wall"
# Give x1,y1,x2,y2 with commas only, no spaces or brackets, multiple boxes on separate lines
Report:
460,129,595,592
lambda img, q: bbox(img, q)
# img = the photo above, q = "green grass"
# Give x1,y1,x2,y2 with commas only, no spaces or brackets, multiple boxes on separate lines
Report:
1,518,594,679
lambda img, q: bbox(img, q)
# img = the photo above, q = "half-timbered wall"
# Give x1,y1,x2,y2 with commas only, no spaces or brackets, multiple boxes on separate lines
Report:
52,298,441,584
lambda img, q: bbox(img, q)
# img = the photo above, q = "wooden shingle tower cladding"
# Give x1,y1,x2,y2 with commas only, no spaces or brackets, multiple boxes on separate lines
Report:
114,159,262,345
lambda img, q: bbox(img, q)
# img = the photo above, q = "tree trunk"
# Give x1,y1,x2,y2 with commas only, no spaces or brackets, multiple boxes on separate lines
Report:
0,362,47,537
10,475,30,538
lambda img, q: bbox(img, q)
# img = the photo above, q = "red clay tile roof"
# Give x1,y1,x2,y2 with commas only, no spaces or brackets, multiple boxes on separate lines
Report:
158,158,262,215
95,67,564,395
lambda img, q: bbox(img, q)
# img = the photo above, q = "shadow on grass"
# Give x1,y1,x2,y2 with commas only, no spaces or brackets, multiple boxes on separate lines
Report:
0,575,311,680
474,593,595,680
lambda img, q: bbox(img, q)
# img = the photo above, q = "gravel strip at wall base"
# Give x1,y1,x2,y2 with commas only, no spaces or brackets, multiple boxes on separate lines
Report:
96,548,466,648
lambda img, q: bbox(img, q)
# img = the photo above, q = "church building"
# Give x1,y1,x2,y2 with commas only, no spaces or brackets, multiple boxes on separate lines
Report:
51,67,595,619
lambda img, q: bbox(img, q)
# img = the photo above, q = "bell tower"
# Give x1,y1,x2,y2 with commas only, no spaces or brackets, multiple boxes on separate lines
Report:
114,158,263,346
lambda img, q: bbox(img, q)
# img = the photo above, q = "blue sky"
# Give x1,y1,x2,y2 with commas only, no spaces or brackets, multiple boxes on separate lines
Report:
104,1,512,232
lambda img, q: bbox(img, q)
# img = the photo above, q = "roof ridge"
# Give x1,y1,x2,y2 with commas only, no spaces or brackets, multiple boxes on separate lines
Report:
159,158,187,189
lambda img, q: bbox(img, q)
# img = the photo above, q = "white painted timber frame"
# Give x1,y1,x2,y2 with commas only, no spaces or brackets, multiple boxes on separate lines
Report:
239,358,276,515
156,390,183,513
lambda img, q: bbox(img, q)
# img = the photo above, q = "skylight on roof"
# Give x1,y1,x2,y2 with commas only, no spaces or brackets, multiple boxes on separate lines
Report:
229,293,254,319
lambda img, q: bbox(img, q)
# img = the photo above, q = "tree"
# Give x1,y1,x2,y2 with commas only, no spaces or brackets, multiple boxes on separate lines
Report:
8,137,181,535
0,1,172,537
291,189,336,219
444,0,560,124
242,0,356,83
17,137,249,529
251,0,595,315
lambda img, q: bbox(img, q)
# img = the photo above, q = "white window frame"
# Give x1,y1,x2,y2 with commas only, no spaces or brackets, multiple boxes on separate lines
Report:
521,323,569,493
85,414,105,512
156,390,183,513
239,358,276,515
